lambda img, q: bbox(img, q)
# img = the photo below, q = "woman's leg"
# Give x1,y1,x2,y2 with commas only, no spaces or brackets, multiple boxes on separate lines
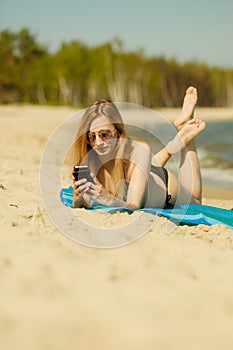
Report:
149,86,205,207
152,86,198,167
147,119,206,207
174,86,198,130
166,119,206,205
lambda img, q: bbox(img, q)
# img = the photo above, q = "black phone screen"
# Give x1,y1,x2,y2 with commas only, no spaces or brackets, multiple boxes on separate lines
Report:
73,165,94,183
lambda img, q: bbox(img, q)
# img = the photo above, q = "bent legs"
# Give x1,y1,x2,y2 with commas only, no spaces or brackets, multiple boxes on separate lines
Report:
167,121,206,205
167,139,204,205
151,86,206,206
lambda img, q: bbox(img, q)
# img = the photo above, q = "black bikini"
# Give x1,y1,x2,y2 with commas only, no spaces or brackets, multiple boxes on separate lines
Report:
124,165,174,209
150,165,174,209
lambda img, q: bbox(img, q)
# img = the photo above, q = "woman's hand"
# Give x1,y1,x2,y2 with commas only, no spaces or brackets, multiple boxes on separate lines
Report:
72,173,114,207
72,175,92,208
86,174,115,206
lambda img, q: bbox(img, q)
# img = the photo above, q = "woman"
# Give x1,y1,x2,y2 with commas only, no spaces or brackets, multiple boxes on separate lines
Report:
72,87,206,210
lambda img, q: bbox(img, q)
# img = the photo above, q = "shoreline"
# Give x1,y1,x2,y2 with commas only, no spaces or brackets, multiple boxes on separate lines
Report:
158,107,233,122
1,104,232,201
1,104,233,122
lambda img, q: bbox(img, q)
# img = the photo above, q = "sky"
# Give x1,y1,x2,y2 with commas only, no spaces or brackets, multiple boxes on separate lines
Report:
0,0,233,68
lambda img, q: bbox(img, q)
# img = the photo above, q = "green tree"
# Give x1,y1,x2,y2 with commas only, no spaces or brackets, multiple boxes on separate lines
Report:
0,30,18,102
1,28,233,107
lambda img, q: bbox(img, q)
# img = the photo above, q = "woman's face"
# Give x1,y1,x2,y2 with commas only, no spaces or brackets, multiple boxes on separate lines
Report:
88,115,119,158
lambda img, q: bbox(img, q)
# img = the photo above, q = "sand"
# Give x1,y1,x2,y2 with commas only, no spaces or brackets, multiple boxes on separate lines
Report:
1,105,233,350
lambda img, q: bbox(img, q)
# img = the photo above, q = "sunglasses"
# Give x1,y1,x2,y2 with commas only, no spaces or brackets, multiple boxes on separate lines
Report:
87,128,116,143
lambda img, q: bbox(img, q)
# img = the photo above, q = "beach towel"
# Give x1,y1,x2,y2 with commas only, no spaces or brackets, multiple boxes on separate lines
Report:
60,186,233,229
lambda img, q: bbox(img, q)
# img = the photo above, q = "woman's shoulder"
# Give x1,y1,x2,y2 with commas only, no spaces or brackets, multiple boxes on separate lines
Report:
131,139,150,152
127,140,151,162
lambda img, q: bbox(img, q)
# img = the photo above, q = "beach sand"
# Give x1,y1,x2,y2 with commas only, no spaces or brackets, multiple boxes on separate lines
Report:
1,105,233,350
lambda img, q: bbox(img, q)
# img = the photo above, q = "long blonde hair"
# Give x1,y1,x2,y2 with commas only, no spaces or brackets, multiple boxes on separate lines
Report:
72,99,130,199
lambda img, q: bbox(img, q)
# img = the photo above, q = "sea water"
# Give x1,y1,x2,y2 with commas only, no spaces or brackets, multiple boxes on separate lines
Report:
126,120,233,190
196,120,233,189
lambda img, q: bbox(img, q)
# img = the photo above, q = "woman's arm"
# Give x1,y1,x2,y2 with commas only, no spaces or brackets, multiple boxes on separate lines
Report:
125,141,151,209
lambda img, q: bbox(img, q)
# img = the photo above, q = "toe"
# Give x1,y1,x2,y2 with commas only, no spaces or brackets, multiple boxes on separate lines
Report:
186,86,195,94
186,86,197,96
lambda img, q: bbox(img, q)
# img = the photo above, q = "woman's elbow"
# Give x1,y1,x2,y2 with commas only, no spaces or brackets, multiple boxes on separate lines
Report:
126,202,142,210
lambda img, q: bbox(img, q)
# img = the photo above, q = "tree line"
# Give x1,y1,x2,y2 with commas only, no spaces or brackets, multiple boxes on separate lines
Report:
0,28,233,107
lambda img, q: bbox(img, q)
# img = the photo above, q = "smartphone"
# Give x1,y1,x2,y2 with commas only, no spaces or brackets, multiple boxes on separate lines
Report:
73,165,94,183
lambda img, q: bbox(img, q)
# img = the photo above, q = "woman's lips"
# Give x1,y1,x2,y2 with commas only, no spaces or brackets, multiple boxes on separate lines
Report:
96,146,108,152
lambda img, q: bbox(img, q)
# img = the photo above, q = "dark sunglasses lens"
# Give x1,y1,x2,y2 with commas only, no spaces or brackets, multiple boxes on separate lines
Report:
87,129,114,143
100,131,112,139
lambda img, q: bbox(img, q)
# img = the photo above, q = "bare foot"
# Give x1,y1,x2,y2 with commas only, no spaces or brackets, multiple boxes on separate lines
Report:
167,119,206,155
174,86,198,130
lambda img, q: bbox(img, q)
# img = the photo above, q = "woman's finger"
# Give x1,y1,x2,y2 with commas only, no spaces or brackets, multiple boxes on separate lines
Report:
74,186,80,195
74,178,87,188
90,173,100,185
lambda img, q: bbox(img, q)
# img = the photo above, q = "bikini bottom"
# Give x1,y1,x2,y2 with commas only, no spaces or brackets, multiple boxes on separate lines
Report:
150,165,174,209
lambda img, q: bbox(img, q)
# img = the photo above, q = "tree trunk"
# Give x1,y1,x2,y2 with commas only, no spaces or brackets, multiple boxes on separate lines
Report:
36,84,47,104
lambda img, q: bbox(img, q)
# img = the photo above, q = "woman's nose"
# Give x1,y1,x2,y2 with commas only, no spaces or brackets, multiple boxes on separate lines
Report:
95,134,104,145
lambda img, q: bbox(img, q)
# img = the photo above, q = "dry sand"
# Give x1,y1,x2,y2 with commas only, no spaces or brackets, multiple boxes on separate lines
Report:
1,105,233,350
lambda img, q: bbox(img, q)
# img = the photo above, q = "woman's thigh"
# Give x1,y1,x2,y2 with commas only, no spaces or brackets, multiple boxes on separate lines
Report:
167,170,195,205
144,173,167,208
145,169,195,208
